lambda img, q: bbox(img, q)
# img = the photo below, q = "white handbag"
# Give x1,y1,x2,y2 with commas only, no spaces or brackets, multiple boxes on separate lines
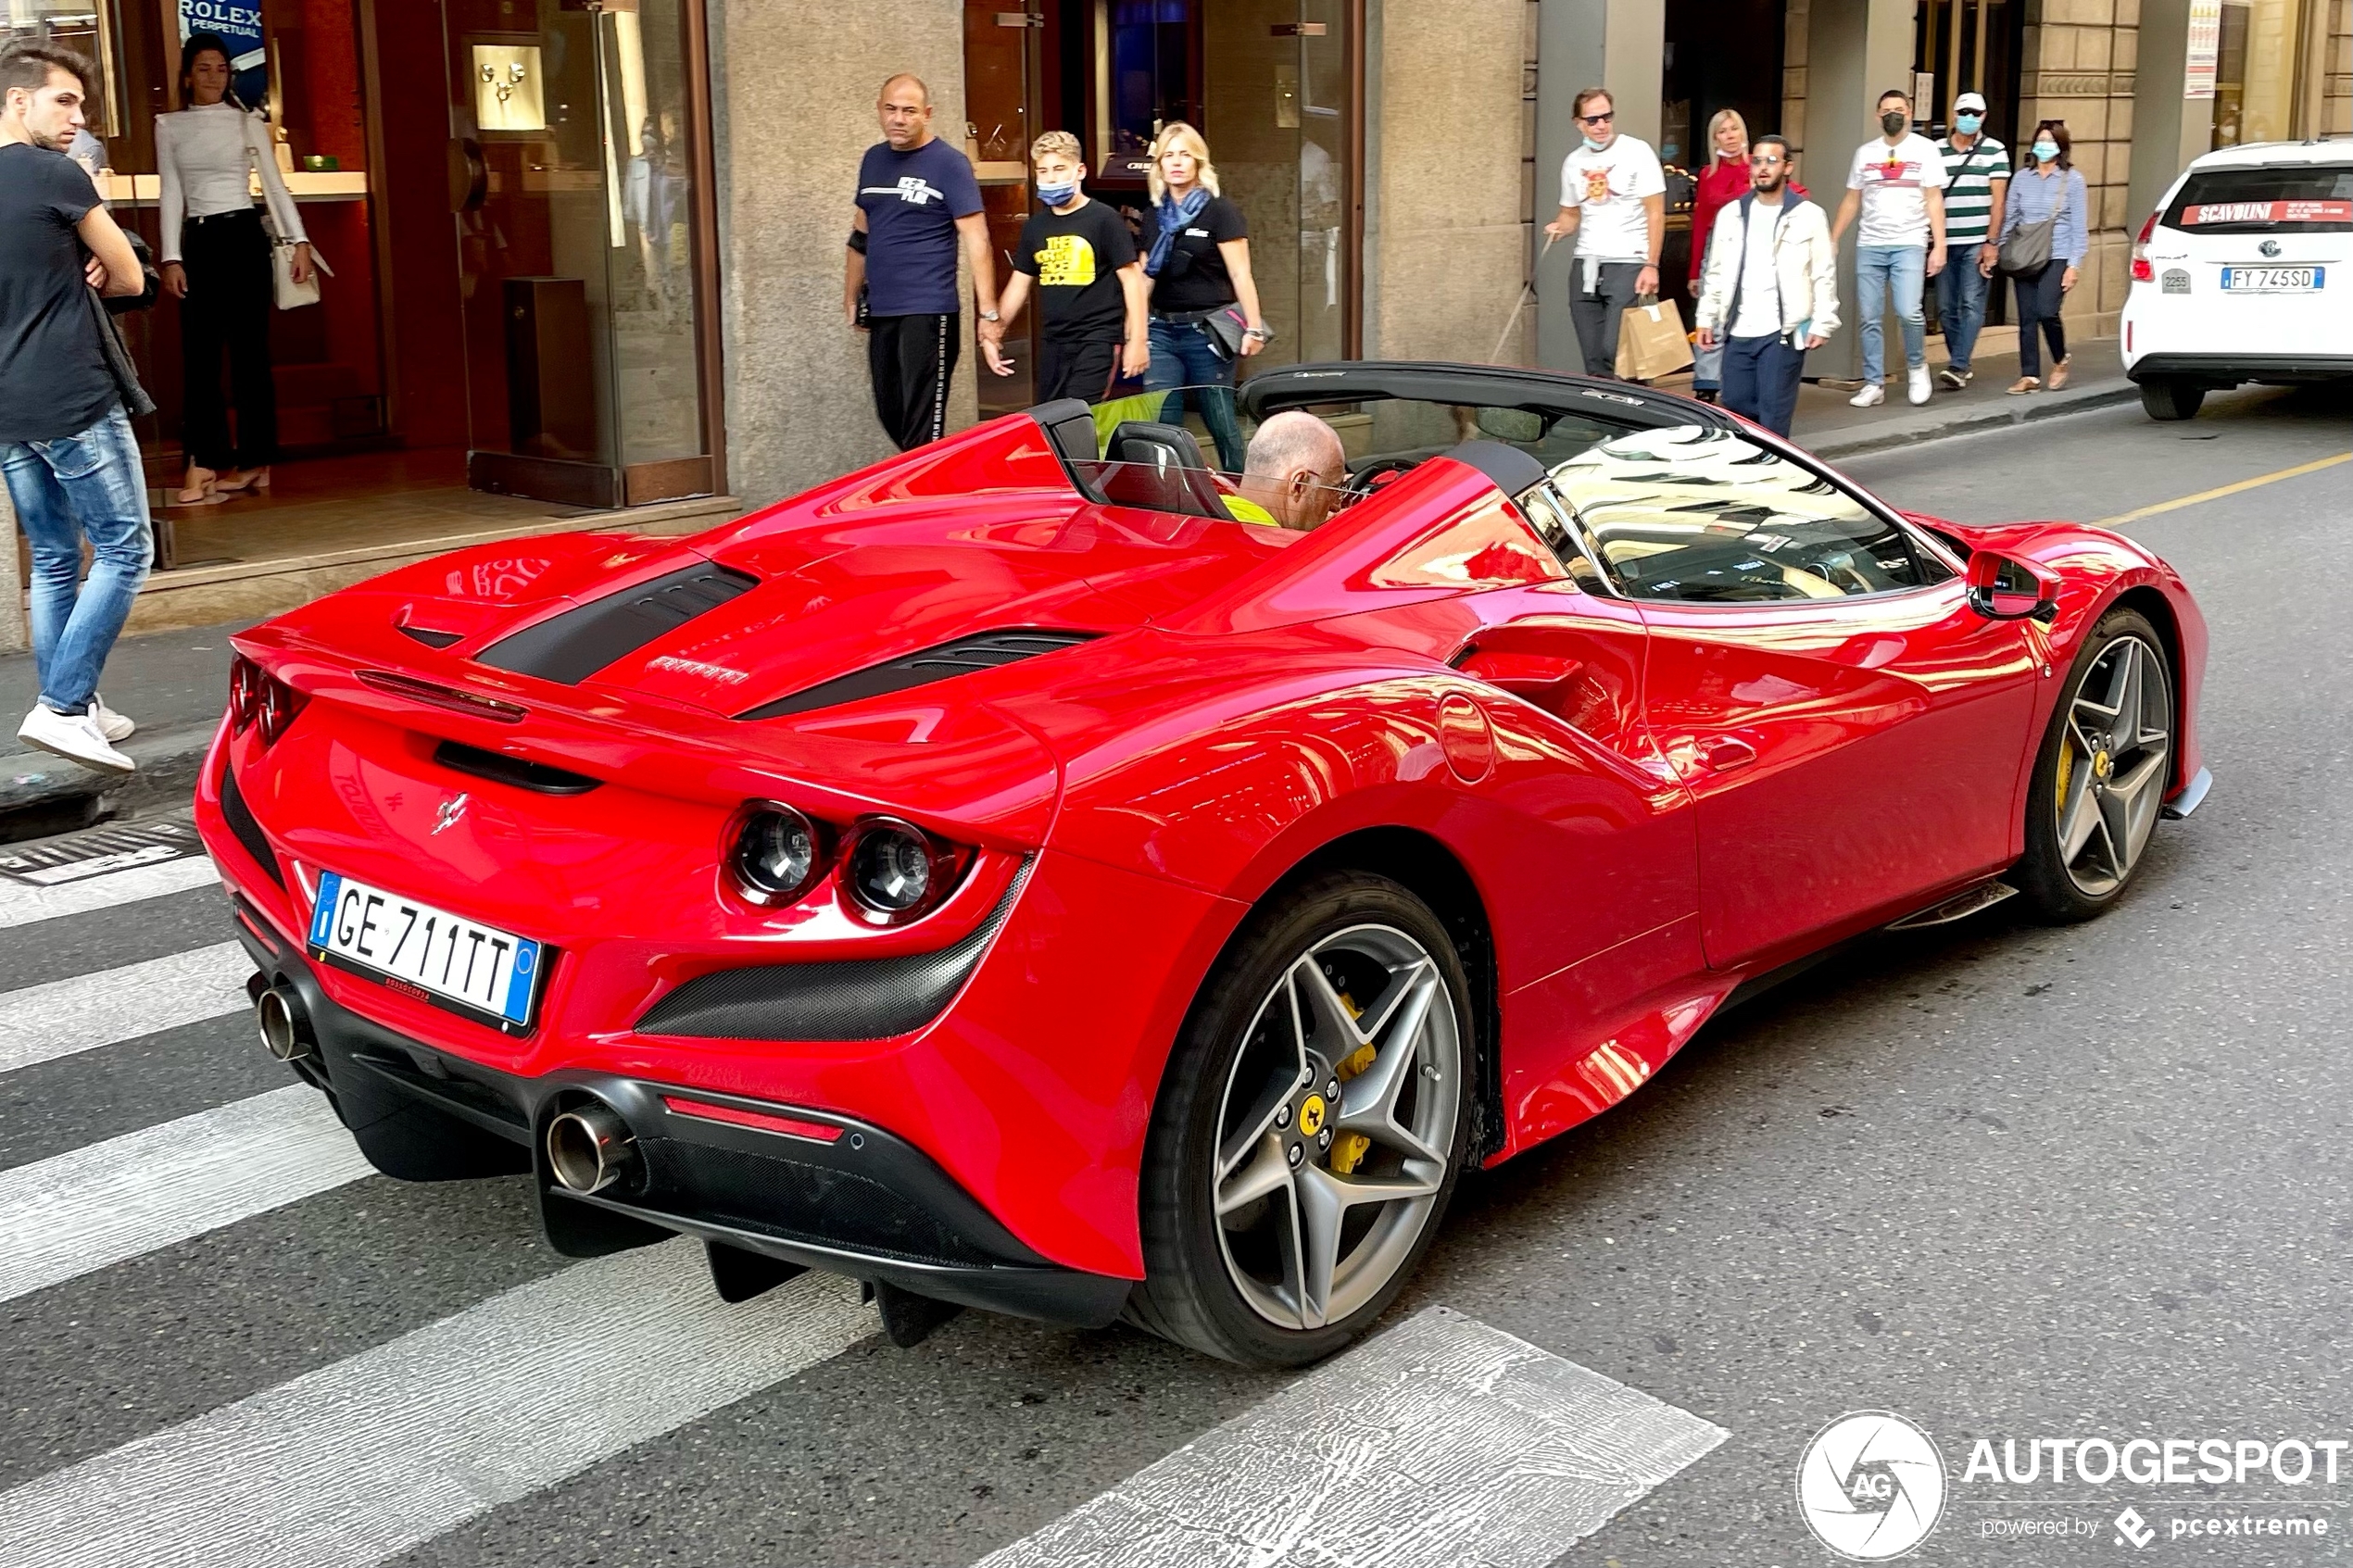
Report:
247,133,330,309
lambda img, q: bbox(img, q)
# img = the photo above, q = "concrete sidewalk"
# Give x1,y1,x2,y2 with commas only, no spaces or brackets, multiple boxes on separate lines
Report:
0,337,2141,839
1,621,246,833
1656,335,2135,460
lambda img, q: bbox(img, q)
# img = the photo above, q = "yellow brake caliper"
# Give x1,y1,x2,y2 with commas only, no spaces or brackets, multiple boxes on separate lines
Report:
1329,991,1377,1176
2056,734,2074,814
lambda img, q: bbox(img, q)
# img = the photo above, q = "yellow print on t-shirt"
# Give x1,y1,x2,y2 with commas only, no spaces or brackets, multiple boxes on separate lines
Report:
1037,232,1098,287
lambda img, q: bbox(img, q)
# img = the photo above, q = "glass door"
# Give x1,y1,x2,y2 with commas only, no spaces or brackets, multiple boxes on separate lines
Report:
1203,0,1352,373
967,0,1046,417
444,0,711,508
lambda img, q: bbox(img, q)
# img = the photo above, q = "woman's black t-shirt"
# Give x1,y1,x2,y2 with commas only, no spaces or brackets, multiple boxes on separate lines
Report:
1149,194,1248,315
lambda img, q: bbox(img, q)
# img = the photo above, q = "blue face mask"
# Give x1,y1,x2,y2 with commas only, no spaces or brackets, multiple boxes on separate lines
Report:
1581,135,1609,153
1955,113,1982,133
2032,140,2060,163
1038,182,1078,209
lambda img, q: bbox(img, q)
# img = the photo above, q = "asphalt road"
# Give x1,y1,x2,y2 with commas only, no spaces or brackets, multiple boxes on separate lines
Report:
0,383,2347,1567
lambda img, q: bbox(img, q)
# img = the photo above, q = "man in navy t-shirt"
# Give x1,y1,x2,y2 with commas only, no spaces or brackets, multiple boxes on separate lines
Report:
846,74,998,450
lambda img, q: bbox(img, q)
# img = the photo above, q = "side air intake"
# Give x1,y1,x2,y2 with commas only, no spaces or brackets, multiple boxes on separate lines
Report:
735,630,1100,721
475,561,758,685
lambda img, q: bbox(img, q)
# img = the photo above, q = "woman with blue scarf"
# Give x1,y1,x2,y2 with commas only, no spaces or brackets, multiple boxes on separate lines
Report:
1140,123,1266,472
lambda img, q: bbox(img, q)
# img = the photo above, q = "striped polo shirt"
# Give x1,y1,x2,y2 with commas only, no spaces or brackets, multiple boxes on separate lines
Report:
1936,133,2011,245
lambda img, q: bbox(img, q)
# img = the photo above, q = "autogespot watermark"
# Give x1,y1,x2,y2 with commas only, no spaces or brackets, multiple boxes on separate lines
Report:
1797,1415,2347,1559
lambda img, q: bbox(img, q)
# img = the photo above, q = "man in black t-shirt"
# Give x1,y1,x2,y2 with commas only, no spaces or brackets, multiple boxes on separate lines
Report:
0,42,154,775
983,132,1149,406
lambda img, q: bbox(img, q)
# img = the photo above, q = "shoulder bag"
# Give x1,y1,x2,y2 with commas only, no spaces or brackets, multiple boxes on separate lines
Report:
245,129,329,309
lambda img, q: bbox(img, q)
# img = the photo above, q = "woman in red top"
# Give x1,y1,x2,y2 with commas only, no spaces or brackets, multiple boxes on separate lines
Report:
1688,110,1752,402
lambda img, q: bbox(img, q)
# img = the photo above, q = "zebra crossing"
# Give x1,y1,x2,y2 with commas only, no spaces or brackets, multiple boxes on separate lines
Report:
0,819,1727,1568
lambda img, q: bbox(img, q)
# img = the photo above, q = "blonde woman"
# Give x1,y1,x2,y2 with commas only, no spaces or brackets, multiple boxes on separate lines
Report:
1140,122,1265,470
1687,109,1749,401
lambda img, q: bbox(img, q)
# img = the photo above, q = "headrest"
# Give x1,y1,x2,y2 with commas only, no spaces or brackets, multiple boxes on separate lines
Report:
1107,420,1212,471
1442,439,1548,498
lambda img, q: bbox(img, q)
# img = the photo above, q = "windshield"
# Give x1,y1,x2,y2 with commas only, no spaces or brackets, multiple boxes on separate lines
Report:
1070,383,1631,531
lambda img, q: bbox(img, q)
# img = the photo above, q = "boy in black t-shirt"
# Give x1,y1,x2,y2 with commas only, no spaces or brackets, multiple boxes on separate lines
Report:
982,132,1149,405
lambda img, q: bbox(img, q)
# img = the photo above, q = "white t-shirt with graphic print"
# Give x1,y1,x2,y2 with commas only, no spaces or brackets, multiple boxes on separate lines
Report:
1558,135,1667,263
1846,132,1948,248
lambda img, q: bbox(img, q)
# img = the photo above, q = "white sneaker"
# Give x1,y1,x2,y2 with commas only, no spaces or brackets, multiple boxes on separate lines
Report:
1907,365,1933,405
92,694,134,744
1848,383,1886,408
17,704,136,774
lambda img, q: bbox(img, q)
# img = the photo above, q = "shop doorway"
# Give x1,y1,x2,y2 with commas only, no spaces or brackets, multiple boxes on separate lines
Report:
962,0,1361,419
7,0,722,580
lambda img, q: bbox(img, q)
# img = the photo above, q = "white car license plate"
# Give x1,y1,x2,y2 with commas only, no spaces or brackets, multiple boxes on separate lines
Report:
2221,266,2322,292
308,870,546,1029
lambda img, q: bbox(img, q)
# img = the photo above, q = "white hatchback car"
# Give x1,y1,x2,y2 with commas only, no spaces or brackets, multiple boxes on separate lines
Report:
2122,140,2353,420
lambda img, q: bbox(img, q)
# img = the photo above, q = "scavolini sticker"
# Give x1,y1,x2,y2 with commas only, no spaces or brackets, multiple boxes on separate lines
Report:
1799,1411,2346,1559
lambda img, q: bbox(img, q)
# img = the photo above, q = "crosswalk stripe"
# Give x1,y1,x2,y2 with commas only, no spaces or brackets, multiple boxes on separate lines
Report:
0,941,253,1075
0,1238,878,1568
974,1306,1729,1568
0,1084,374,1304
0,854,220,932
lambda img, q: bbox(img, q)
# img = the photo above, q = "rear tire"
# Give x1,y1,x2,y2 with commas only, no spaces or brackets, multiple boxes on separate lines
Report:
2139,378,2205,421
2015,608,2175,923
1128,872,1474,1366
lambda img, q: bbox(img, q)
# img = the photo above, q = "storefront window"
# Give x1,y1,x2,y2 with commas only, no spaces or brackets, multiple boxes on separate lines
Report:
3,0,126,137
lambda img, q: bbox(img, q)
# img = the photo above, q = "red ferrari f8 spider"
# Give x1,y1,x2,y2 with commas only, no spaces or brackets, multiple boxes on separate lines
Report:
196,363,2209,1364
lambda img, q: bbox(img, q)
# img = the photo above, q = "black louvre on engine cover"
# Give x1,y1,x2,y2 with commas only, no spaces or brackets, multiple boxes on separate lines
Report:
473,561,758,685
635,860,1034,1040
735,630,1099,721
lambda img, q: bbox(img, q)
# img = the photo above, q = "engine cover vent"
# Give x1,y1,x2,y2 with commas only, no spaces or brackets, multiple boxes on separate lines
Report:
736,630,1099,721
475,561,758,685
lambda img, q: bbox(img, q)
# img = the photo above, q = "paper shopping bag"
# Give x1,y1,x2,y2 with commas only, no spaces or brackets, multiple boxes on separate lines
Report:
1615,296,1694,382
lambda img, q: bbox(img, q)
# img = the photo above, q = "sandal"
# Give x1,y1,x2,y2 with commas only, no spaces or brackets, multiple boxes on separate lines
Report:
2046,358,2071,392
2007,377,2041,395
173,465,218,505
210,466,271,495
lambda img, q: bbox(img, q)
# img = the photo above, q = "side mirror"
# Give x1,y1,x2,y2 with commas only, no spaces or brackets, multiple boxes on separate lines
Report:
1966,548,2059,623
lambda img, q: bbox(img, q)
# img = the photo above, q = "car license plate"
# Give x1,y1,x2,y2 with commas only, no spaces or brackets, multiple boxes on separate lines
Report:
308,870,545,1030
2221,266,2322,292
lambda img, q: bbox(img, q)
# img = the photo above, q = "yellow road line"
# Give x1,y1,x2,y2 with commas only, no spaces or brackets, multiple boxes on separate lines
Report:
2097,450,2352,526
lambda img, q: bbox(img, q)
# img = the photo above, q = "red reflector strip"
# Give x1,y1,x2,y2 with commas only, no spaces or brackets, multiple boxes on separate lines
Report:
661,1095,844,1143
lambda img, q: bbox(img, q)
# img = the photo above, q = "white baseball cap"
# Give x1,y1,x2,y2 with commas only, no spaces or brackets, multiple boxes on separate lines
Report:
1954,92,1989,114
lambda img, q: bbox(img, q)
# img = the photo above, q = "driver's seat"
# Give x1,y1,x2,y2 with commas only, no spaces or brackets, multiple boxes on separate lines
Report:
1097,420,1233,520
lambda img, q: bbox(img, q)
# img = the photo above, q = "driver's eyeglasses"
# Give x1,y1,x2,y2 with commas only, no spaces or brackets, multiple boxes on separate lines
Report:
1578,111,1615,126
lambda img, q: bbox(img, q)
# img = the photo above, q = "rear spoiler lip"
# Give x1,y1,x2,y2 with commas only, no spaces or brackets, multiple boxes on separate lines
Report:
228,624,1060,851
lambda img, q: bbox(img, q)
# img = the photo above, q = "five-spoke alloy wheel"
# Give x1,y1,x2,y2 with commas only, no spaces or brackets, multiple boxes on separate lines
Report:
2019,608,2177,921
1130,872,1474,1365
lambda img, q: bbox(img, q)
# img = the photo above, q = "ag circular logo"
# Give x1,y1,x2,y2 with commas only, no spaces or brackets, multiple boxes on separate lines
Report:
1796,1410,1947,1560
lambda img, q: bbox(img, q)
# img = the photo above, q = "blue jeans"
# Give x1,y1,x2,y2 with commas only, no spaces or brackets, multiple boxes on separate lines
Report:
1143,316,1245,471
1935,256,1992,373
1722,332,1806,436
1855,244,1927,383
3,403,153,715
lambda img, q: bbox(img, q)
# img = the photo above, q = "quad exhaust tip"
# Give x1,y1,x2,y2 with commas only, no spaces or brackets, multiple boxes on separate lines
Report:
256,985,316,1062
547,1102,636,1195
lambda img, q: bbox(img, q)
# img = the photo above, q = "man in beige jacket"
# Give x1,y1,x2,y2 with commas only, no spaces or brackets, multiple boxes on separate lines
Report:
1693,135,1839,436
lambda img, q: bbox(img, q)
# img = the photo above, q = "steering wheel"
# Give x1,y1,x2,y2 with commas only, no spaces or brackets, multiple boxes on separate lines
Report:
1342,456,1420,502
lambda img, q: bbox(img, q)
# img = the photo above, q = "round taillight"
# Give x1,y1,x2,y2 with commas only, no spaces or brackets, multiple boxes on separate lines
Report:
258,676,300,744
845,818,942,917
729,805,823,903
229,658,263,731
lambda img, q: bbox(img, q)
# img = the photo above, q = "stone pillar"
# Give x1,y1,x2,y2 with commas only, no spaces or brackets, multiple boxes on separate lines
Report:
706,0,975,509
1533,0,1666,373
1803,0,1914,383
0,487,23,655
2020,0,2144,341
1366,0,1531,364
2131,0,2219,246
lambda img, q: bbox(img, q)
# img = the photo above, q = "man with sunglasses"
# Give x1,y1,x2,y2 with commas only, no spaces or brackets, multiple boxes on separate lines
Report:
1693,135,1838,437
1544,88,1666,381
